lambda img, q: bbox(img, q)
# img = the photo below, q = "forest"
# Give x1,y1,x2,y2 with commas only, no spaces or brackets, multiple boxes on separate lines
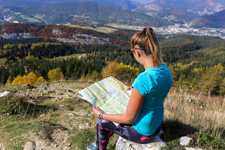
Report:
0,32,225,97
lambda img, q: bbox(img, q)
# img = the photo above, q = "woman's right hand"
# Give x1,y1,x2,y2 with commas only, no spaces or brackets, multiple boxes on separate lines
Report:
127,87,132,90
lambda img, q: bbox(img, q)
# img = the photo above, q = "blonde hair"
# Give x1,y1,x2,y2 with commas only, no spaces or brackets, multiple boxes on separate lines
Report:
131,27,165,64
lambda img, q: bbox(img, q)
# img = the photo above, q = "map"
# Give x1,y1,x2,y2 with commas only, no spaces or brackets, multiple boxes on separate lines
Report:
78,76,131,114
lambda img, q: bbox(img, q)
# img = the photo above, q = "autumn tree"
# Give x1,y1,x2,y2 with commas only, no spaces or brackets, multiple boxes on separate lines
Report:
48,68,64,82
27,72,38,84
11,75,23,85
5,76,11,86
102,61,139,84
36,76,46,83
199,63,224,96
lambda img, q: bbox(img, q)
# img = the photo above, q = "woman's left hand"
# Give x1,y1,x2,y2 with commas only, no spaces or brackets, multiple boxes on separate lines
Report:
93,106,101,118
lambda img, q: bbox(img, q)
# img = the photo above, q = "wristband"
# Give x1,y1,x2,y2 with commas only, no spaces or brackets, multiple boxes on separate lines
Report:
101,112,104,120
99,111,103,119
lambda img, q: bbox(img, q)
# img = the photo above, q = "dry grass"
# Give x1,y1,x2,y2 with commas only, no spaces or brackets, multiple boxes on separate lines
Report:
165,88,225,129
163,88,225,149
0,82,224,149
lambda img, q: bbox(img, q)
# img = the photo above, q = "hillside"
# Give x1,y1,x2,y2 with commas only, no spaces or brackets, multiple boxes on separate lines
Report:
133,5,198,23
0,2,172,27
0,0,139,10
160,35,225,64
152,0,225,14
0,80,224,149
133,0,225,24
0,23,138,46
192,9,225,28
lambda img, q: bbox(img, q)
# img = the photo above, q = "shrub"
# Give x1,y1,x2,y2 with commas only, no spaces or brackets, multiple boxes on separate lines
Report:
102,61,139,84
48,68,64,82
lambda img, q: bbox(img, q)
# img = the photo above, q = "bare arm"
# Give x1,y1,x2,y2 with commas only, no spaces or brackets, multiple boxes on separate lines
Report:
93,88,144,124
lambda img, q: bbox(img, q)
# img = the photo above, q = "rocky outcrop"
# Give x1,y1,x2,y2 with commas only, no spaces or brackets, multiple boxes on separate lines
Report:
23,141,36,150
0,33,34,39
116,131,166,150
56,34,110,45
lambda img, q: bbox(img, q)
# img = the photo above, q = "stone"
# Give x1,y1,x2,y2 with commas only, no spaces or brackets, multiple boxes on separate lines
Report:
116,133,166,150
187,97,193,103
180,136,193,146
23,141,36,150
0,91,11,97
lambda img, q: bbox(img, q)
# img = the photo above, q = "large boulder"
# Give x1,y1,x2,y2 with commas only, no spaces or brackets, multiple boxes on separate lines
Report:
116,132,166,150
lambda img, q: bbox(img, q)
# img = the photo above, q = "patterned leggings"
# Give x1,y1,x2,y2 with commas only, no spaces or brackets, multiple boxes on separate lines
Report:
96,119,162,150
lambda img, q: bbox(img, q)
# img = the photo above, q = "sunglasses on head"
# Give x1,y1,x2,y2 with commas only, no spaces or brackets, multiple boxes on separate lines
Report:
130,48,142,57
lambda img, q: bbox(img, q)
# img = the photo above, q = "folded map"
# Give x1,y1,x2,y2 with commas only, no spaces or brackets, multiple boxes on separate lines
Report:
78,76,131,114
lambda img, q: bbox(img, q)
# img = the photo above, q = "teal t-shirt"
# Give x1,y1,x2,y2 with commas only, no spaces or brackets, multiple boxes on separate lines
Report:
131,65,172,136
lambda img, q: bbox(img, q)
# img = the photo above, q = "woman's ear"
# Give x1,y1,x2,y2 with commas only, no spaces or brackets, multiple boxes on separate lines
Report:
137,51,141,57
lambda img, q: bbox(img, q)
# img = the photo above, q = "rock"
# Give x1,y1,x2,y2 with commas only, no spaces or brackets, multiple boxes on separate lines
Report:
68,90,75,93
180,136,193,146
116,133,166,150
187,97,193,103
0,91,11,97
23,141,36,150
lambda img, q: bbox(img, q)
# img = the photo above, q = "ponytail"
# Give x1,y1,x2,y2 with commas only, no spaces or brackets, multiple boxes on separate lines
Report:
131,27,165,64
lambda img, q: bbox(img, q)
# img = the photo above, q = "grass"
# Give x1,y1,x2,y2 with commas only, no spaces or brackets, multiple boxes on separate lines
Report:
95,27,117,33
106,23,143,31
53,53,87,60
162,88,225,149
0,82,224,149
20,15,41,23
64,22,117,33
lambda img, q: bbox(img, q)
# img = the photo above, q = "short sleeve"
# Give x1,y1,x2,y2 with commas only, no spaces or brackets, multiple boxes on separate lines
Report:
132,74,152,96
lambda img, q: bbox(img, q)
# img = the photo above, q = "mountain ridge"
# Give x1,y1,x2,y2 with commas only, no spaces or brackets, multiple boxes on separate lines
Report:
0,2,173,27
192,9,225,28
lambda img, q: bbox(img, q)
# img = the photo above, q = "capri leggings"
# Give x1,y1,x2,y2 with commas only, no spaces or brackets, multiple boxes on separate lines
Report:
96,118,162,150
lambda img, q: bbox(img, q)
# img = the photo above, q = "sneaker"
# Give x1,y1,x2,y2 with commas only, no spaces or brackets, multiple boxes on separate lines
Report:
86,141,98,150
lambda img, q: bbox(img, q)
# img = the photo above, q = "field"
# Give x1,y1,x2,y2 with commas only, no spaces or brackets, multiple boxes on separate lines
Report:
0,80,224,150
64,22,117,33
53,54,87,60
20,15,41,23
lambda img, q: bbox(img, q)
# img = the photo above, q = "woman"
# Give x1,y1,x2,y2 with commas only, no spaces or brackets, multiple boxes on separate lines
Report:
88,27,173,150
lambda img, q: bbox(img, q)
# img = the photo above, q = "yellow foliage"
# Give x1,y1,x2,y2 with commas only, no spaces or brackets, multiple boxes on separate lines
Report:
194,68,203,73
25,54,37,61
102,61,139,83
27,72,38,84
5,76,11,86
175,62,194,70
22,75,28,84
200,63,224,96
89,70,101,81
12,75,23,85
48,68,64,82
3,44,13,50
37,76,46,83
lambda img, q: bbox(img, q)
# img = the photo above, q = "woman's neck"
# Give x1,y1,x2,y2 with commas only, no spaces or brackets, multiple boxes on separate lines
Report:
142,55,159,70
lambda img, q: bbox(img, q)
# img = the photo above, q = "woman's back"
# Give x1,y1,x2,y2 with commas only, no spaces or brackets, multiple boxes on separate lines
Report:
132,65,172,136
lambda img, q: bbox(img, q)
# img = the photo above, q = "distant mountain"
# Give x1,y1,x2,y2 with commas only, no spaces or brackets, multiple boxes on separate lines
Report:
131,0,155,5
192,9,225,28
0,0,139,10
133,0,225,24
152,0,225,14
133,5,199,23
0,23,137,46
0,2,173,27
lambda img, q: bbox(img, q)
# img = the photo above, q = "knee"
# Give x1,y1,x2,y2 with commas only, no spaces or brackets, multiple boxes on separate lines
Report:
97,119,115,129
